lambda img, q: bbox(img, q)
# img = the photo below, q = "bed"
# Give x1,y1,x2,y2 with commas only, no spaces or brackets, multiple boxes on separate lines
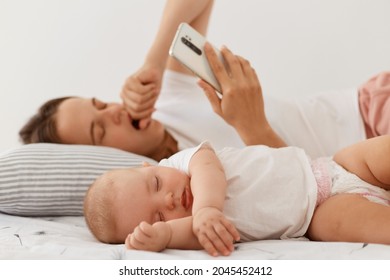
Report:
1,143,390,261
2,212,390,260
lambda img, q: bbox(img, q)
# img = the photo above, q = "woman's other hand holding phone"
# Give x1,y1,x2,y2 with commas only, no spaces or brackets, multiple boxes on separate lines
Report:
199,43,286,148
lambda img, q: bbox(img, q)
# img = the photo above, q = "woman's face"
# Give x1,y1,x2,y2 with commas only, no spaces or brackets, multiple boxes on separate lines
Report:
55,97,165,156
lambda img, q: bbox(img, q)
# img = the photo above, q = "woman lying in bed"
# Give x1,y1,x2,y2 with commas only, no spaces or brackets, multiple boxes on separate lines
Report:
19,0,390,160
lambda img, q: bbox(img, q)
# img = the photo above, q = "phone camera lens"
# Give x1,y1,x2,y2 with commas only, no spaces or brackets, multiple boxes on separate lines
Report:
181,37,202,56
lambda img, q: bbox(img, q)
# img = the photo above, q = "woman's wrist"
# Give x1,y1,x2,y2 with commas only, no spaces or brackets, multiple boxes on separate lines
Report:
238,123,286,148
144,44,170,70
142,57,166,75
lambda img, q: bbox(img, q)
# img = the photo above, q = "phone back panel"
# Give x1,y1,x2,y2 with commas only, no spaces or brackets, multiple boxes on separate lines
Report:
169,23,222,92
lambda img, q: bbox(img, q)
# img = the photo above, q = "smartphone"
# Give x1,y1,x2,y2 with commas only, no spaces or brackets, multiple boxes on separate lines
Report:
169,22,223,92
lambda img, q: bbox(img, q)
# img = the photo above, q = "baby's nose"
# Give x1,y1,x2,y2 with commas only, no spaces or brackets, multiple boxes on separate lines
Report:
165,192,175,210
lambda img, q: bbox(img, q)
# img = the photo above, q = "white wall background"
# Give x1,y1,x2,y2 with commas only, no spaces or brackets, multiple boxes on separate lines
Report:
1,0,389,151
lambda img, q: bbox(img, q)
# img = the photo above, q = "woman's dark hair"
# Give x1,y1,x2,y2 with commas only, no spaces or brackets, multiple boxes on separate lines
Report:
19,96,73,144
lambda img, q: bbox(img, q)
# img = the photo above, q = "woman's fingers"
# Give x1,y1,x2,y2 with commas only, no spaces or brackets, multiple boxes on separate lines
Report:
220,46,245,79
204,43,230,89
204,43,255,95
198,79,222,116
120,71,160,121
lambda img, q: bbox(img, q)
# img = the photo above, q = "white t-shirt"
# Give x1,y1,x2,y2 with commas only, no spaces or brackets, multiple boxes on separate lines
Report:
154,70,366,158
159,142,318,241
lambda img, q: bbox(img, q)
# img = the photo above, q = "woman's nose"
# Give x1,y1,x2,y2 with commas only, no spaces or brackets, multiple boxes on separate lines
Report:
99,104,124,125
164,192,175,210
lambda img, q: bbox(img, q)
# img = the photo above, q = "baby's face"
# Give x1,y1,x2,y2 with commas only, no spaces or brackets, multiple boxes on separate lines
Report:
111,165,193,242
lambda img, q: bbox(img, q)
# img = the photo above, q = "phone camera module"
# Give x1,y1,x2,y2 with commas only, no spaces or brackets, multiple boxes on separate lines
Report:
181,37,202,56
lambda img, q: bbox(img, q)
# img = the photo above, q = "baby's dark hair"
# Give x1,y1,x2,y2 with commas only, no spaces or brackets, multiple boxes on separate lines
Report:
19,96,73,144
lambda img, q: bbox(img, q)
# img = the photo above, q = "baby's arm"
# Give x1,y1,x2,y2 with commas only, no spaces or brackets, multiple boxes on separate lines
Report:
126,213,236,256
126,205,237,256
126,217,202,252
189,146,240,255
189,146,226,212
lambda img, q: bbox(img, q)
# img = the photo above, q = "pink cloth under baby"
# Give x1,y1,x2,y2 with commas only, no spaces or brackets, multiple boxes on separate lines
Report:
358,71,390,138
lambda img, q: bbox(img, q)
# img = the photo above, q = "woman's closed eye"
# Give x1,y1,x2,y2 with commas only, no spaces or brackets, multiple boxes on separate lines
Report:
91,98,107,145
90,120,106,145
92,97,108,110
94,123,105,144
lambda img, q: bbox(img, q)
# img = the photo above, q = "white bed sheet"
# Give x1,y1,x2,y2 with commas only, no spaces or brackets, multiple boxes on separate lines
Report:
1,213,390,260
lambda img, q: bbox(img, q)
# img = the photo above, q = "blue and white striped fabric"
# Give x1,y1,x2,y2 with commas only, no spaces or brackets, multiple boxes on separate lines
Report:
0,143,155,216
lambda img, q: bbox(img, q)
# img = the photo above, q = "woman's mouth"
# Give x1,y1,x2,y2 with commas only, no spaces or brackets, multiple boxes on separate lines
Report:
125,111,139,129
131,119,140,129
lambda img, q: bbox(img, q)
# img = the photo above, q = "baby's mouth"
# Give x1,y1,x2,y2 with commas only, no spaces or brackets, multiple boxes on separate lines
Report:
181,187,193,210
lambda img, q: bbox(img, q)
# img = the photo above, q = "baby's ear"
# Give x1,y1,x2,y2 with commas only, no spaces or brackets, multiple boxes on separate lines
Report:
142,161,152,167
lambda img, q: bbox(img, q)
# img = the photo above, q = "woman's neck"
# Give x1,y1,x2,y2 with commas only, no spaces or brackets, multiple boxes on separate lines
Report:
149,130,178,161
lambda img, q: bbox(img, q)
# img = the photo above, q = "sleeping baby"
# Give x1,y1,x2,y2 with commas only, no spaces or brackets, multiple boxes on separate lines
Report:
84,136,390,256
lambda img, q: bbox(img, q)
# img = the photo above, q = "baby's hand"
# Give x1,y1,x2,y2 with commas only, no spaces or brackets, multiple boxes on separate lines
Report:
193,207,240,256
125,221,171,252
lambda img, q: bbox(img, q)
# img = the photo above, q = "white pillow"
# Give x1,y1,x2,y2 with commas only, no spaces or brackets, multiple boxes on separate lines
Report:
0,143,156,216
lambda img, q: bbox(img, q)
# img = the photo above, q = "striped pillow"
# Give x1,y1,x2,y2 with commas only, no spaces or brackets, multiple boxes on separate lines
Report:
0,143,156,216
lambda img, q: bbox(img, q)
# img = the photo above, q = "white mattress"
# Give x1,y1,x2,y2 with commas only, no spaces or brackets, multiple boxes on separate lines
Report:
1,212,390,260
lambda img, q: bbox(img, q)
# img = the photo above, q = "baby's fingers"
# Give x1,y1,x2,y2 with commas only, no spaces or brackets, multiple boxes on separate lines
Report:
129,222,153,245
125,233,145,250
222,219,241,243
213,223,237,253
198,227,233,256
197,232,222,257
125,234,134,249
138,221,154,236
